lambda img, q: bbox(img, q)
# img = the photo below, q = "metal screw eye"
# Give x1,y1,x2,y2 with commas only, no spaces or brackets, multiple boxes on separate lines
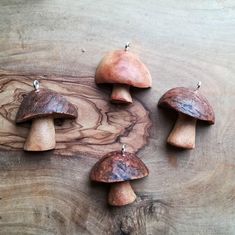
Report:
121,144,126,156
124,42,130,51
196,81,201,90
33,80,40,91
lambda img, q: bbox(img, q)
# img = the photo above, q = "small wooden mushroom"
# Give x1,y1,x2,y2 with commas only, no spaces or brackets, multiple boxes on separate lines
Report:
95,43,152,104
15,80,78,151
158,82,215,149
90,145,149,206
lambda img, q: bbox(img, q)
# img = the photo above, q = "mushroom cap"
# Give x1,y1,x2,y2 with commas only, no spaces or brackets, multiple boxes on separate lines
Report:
90,151,149,183
158,87,215,124
95,50,152,88
16,88,78,123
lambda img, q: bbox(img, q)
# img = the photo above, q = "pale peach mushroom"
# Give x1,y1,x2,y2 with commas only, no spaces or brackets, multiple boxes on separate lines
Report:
158,82,215,149
95,43,152,104
15,80,78,151
90,145,149,206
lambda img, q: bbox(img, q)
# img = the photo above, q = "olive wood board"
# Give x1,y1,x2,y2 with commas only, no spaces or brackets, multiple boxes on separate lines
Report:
0,0,235,234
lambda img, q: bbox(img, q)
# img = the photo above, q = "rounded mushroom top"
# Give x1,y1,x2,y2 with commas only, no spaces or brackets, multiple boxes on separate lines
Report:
90,151,149,183
95,50,152,88
16,88,78,123
158,87,215,124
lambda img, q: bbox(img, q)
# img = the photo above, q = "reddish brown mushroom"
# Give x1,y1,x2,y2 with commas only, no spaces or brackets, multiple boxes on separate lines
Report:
16,80,78,151
90,145,149,206
95,43,152,104
158,82,215,149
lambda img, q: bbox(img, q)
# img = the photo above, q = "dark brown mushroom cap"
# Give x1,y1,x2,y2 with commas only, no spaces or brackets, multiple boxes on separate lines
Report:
15,88,78,123
95,50,152,88
90,151,149,183
158,87,215,124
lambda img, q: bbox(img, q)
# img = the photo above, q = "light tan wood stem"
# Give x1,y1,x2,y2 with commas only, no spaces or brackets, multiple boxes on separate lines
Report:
24,117,56,151
111,84,132,104
167,113,197,149
108,181,137,206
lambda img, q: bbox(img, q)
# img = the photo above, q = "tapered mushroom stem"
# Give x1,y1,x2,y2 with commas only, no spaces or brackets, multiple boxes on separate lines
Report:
108,181,136,206
111,84,132,104
24,117,55,151
167,113,197,149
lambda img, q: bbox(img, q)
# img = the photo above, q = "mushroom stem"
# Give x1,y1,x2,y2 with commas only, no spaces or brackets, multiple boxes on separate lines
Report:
111,84,132,104
167,113,197,149
24,117,56,151
108,181,136,206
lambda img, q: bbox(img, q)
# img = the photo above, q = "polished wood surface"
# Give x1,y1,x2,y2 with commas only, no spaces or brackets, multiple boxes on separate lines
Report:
166,113,197,149
0,73,150,157
23,117,56,151
0,0,235,234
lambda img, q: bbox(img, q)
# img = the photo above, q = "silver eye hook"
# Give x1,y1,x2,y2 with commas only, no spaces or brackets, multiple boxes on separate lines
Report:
195,81,201,91
124,42,130,51
121,144,126,156
33,80,40,91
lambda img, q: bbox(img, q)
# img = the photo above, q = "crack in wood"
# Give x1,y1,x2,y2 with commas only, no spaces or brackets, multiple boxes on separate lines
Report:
110,197,174,235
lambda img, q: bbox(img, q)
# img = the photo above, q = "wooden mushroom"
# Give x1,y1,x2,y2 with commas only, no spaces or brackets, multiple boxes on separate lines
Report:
95,43,152,104
158,82,215,149
15,80,78,151
90,145,149,206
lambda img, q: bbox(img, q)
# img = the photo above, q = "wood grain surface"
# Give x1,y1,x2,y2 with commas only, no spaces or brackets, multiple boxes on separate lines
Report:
0,0,235,234
0,71,151,156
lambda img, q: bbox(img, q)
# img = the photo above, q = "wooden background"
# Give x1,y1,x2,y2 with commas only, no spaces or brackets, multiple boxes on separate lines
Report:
0,0,235,234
